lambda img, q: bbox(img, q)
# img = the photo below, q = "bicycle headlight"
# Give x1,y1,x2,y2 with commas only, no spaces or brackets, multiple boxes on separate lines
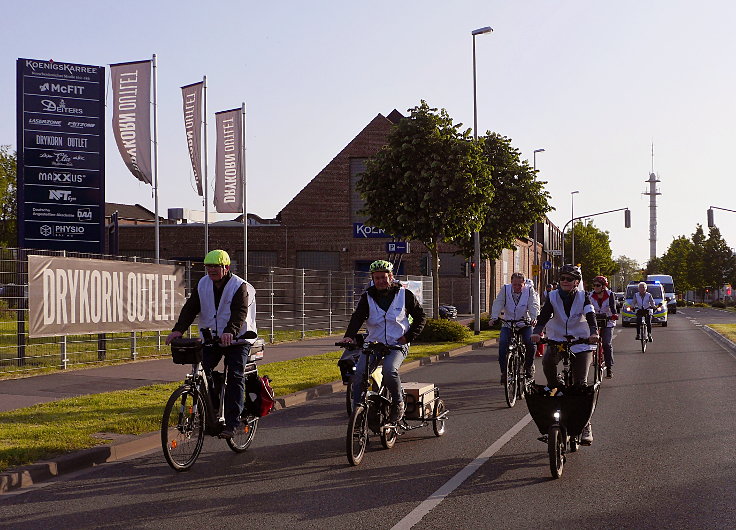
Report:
553,411,561,421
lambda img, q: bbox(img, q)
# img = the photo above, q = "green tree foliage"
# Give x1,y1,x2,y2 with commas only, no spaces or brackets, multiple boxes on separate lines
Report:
564,221,617,284
451,132,552,261
655,236,695,292
614,255,641,290
358,101,491,316
703,226,736,296
0,146,17,247
688,225,707,293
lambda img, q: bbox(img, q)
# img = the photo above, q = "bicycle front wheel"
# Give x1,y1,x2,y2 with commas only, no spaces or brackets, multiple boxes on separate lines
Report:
161,386,206,472
347,404,369,466
548,425,565,479
505,347,519,408
227,414,259,453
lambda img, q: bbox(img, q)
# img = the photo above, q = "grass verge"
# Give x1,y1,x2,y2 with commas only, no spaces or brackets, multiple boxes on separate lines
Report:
0,330,497,472
708,323,736,343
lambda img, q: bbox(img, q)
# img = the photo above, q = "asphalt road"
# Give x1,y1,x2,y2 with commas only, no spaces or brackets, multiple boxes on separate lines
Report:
2,311,735,528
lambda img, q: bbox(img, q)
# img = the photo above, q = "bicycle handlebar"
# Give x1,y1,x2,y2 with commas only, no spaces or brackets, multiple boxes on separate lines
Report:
538,337,592,346
335,340,403,352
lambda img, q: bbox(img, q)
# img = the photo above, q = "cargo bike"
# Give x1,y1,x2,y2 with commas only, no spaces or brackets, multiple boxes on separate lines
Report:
527,335,601,478
337,340,448,466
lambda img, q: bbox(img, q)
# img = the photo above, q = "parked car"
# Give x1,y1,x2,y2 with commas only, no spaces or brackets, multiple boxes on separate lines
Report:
614,292,625,312
438,305,458,320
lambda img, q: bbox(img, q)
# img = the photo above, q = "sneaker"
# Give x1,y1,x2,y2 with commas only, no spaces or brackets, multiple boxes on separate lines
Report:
218,426,235,439
648,335,653,342
581,424,593,445
525,365,536,379
500,374,507,385
388,401,405,423
606,367,612,379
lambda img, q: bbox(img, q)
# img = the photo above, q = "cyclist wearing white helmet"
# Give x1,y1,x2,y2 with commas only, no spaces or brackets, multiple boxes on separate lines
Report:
632,281,656,342
343,260,427,422
166,249,256,439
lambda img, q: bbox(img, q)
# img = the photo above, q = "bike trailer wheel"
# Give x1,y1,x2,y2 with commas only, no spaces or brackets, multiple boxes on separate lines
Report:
433,399,447,437
347,404,369,466
161,386,205,472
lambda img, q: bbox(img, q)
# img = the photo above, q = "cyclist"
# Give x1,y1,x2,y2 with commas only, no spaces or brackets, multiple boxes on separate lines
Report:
342,260,427,423
490,272,540,382
165,249,257,439
590,275,618,378
531,264,598,445
632,281,656,342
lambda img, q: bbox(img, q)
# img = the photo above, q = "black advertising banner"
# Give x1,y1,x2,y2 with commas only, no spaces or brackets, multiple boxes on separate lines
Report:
214,108,243,214
17,58,105,254
182,81,204,196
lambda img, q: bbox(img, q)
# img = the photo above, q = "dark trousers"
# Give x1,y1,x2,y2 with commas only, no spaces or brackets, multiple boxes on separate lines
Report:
498,325,535,374
202,343,250,429
636,309,652,336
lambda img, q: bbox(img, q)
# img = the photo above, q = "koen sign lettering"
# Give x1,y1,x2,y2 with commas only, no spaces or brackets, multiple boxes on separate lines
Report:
28,255,187,337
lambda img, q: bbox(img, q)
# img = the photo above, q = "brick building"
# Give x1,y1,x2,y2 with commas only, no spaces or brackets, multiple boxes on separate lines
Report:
116,110,561,312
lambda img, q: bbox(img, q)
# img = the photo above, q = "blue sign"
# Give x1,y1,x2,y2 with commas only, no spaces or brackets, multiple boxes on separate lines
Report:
17,58,105,253
386,241,410,254
542,260,552,270
353,223,392,238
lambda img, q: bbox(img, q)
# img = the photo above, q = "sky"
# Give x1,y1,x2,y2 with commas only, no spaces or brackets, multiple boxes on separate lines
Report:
2,1,735,267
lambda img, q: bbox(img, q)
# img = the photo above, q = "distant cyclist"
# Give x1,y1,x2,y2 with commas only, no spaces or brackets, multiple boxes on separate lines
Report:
632,281,656,342
490,272,540,382
342,260,427,423
590,275,618,378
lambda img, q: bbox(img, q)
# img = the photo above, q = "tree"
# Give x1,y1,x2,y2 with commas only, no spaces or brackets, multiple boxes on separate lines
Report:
451,132,552,261
0,146,16,247
614,255,641,290
358,101,492,317
688,224,707,295
703,225,736,298
564,221,617,285
656,236,695,293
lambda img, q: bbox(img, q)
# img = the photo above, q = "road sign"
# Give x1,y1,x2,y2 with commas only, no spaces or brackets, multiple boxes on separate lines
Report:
386,241,410,254
549,249,562,256
542,260,552,270
532,265,540,275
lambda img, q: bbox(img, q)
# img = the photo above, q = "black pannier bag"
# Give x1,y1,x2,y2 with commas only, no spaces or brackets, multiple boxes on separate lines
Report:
170,337,203,364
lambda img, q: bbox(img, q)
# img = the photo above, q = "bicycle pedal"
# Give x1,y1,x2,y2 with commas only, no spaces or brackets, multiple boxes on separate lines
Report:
538,435,548,443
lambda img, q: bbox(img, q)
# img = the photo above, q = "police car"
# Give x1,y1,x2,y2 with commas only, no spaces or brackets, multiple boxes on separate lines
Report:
621,281,668,327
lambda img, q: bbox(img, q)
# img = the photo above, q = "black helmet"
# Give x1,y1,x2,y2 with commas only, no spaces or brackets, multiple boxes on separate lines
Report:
559,264,582,280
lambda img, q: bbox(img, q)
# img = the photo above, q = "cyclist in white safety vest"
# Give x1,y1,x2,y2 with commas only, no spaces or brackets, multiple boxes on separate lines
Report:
532,264,598,445
632,281,657,342
342,260,426,423
166,249,257,440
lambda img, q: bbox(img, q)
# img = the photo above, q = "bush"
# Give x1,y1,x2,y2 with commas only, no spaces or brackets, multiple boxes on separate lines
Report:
466,312,495,331
711,301,726,308
416,318,471,342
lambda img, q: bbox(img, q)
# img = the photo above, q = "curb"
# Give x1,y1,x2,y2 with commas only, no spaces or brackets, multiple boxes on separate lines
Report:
0,338,497,494
702,325,736,354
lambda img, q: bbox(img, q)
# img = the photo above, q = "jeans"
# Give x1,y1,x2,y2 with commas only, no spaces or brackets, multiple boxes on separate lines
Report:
542,346,593,388
352,344,408,406
600,326,614,367
498,326,535,374
636,309,652,337
202,342,250,429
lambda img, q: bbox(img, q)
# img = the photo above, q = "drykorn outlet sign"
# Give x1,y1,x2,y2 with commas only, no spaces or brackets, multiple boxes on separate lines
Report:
17,58,106,253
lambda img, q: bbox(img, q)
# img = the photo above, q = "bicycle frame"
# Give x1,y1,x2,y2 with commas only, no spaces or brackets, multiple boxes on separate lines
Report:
500,318,531,407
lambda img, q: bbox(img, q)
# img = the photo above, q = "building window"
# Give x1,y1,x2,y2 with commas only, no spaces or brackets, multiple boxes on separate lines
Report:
350,158,368,223
296,251,340,271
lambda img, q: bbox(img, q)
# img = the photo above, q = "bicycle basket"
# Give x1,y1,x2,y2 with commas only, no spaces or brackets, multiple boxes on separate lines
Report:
526,384,597,437
170,337,203,364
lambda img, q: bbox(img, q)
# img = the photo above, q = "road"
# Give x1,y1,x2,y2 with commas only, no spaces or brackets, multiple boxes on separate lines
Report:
2,310,735,528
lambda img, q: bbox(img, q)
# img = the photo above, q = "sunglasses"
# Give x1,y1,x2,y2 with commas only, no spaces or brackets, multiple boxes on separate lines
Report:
593,283,602,287
559,275,577,282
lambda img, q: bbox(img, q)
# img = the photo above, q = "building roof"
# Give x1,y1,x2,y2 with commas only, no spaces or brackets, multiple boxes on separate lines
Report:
105,203,161,221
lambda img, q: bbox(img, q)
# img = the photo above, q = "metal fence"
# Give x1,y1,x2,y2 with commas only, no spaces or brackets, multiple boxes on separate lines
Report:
0,247,433,375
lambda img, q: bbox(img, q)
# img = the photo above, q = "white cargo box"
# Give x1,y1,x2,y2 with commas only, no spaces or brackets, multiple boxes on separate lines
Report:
403,382,435,419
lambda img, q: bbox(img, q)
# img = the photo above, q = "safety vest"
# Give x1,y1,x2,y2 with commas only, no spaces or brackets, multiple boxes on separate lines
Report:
503,284,532,322
197,274,257,341
591,289,616,328
633,292,655,310
365,287,410,346
545,289,594,353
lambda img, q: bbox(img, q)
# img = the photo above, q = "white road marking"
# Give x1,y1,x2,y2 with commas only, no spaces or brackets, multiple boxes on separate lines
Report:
391,414,532,529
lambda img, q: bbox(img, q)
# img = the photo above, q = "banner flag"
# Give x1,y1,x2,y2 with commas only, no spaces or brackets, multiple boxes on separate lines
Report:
110,60,153,185
214,108,243,213
181,81,203,196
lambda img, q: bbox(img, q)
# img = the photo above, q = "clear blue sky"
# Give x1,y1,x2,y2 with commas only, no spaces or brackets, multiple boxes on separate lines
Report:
2,1,735,267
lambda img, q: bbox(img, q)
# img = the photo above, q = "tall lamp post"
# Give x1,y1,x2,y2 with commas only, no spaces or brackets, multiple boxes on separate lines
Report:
532,148,545,290
570,190,579,265
471,25,493,334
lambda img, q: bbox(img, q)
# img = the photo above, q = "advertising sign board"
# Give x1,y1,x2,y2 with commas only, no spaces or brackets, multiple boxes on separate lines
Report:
17,59,105,253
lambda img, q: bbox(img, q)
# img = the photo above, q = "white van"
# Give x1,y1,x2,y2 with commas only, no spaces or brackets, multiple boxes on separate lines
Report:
647,275,676,314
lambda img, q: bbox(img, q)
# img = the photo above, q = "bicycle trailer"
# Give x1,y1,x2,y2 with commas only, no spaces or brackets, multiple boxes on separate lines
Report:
526,383,598,438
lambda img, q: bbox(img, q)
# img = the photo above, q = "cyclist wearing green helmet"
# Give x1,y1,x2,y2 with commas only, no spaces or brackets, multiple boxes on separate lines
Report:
166,249,257,439
343,259,427,422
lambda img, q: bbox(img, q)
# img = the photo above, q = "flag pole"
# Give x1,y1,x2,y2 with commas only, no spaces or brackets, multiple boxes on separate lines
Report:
241,102,247,281
152,54,160,263
203,75,209,255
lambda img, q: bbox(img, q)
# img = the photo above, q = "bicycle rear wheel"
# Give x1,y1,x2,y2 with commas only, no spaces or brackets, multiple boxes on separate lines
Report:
227,414,259,453
347,404,369,466
505,344,519,408
548,425,565,479
162,386,205,472
641,335,647,353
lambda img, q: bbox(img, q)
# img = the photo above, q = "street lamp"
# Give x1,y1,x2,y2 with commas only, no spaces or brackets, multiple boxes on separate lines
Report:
532,148,545,290
570,191,579,265
471,25,493,335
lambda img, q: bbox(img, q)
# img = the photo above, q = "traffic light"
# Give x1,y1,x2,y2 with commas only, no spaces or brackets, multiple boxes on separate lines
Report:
707,208,715,228
470,261,477,274
624,209,631,228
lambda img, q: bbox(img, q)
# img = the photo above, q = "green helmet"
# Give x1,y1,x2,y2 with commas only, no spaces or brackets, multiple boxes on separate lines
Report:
369,260,393,273
203,249,231,266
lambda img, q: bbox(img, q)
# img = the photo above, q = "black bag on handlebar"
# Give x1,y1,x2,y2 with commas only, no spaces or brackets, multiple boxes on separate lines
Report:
170,337,203,364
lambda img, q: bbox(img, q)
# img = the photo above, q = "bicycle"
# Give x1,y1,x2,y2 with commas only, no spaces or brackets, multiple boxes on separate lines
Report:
499,318,533,408
162,329,264,471
593,314,609,382
337,334,384,417
527,335,600,479
338,340,447,466
635,308,652,353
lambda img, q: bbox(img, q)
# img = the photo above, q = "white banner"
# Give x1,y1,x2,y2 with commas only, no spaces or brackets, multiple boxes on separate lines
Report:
214,108,243,213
